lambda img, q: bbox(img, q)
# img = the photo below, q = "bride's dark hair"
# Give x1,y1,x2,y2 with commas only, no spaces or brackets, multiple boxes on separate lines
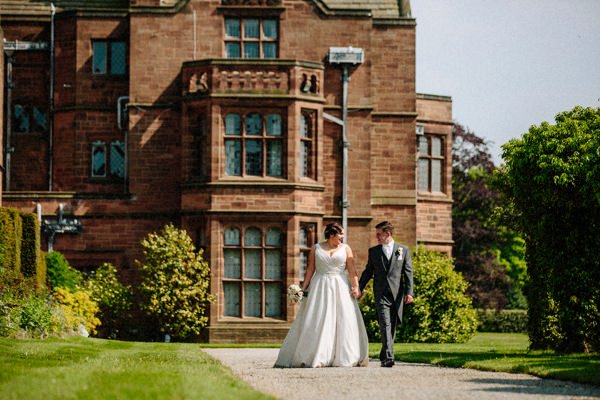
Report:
324,222,343,239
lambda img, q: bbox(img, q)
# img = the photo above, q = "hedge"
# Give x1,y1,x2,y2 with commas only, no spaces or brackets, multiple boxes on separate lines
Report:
20,213,40,278
0,208,23,275
476,309,528,333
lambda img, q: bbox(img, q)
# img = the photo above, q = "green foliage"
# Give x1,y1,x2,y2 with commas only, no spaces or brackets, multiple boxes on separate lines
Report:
83,263,132,338
19,295,52,338
360,248,478,343
452,124,527,310
0,208,23,275
20,212,41,279
137,224,215,340
399,248,478,342
52,287,101,336
358,283,381,342
0,268,51,338
498,105,600,353
46,251,82,292
476,309,528,333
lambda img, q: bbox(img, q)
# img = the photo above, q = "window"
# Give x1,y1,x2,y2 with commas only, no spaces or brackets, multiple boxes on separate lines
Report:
299,223,317,283
418,135,444,193
224,111,284,177
91,140,126,180
13,104,47,133
300,110,317,179
92,40,127,75
225,17,278,59
223,225,284,318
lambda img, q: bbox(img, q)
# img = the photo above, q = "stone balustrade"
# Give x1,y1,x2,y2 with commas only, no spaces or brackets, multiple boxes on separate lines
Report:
182,59,324,99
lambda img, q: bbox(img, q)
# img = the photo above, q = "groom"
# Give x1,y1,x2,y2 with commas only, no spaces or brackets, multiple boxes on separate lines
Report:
359,221,414,367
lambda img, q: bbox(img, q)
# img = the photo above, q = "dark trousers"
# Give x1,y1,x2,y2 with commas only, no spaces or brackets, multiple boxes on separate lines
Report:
376,295,398,362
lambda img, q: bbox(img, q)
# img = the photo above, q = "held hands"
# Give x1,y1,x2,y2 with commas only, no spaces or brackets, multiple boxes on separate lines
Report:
404,294,414,304
351,286,362,299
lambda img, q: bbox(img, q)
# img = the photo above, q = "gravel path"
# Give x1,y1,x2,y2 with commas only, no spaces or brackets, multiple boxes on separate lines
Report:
202,348,600,400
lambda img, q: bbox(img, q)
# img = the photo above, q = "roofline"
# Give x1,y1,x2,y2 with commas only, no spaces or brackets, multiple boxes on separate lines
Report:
417,93,452,102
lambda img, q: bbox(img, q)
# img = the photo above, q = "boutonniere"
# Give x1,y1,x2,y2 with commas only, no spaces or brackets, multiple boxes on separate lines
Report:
395,247,403,261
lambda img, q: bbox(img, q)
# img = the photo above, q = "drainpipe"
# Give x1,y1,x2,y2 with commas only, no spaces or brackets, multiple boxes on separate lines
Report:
326,47,364,239
4,50,14,190
341,65,350,237
48,3,56,191
117,96,129,193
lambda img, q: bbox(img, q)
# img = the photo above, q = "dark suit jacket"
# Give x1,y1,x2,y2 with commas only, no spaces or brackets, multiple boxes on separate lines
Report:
359,242,414,321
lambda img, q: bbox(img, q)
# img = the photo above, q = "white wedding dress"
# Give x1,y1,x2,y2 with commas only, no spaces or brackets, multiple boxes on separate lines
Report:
274,243,369,368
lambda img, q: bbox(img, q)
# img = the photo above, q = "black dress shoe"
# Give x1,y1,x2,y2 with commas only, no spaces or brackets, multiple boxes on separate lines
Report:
381,360,395,368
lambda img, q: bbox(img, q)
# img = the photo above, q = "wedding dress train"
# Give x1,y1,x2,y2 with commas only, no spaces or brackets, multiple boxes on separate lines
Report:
274,243,369,368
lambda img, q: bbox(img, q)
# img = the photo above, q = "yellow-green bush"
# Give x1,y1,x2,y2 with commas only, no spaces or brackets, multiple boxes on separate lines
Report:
83,263,132,338
52,287,101,336
361,247,478,343
137,224,214,340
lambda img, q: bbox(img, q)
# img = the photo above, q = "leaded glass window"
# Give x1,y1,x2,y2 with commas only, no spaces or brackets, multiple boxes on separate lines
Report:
13,105,48,133
299,223,316,282
92,40,127,76
223,111,284,178
90,140,127,181
224,17,278,59
418,134,445,193
110,141,125,178
300,110,316,179
91,141,106,177
222,225,284,318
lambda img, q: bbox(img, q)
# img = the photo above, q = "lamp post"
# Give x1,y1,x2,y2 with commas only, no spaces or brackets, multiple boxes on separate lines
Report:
324,47,364,239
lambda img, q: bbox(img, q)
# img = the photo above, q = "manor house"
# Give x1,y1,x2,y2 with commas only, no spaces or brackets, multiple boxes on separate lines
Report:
1,0,453,342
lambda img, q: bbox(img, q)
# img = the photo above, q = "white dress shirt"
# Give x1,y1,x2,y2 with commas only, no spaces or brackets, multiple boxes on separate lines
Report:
382,240,395,260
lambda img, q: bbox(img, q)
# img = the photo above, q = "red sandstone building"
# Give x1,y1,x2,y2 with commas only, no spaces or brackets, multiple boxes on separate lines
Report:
1,0,452,341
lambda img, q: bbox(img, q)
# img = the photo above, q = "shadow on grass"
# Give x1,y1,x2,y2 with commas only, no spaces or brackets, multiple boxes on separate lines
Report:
394,351,600,386
466,377,600,397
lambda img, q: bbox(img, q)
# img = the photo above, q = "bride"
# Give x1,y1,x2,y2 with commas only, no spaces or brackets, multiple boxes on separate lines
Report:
274,222,369,368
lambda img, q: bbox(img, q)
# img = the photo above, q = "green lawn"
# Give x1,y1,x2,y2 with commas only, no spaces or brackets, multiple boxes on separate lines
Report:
0,337,274,400
1,333,598,400
379,333,600,386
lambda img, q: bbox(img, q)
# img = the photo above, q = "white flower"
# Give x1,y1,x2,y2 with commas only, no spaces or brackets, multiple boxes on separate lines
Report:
395,247,403,261
287,284,304,304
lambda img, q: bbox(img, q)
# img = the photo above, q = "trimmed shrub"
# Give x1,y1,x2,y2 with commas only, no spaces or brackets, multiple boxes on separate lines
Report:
46,251,82,292
20,212,40,279
360,247,478,343
477,309,528,333
36,252,48,291
0,208,23,275
83,263,132,338
137,224,214,340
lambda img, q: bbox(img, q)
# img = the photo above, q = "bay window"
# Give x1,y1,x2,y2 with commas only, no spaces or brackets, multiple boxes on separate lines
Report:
224,111,284,177
223,225,284,318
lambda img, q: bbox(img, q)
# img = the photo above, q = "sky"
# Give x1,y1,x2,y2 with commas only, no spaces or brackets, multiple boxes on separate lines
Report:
411,0,600,165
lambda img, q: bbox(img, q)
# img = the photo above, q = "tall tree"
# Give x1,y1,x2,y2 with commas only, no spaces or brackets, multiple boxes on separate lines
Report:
498,106,600,353
452,123,523,309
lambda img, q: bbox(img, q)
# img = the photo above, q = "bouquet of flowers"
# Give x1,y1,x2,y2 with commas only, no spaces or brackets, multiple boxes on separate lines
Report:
287,284,304,304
